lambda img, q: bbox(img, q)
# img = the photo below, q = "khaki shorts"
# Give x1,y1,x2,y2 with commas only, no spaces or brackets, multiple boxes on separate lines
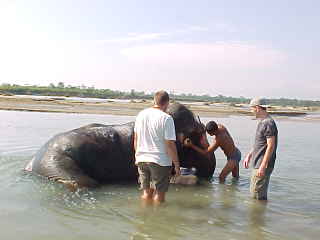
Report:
250,168,273,200
137,162,172,193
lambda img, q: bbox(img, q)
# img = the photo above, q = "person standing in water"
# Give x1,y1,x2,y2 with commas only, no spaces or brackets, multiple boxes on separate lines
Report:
243,98,278,200
134,90,180,204
184,121,241,182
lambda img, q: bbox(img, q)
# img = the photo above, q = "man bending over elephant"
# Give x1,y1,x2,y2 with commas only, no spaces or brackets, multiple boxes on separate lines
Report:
184,121,241,182
134,90,180,204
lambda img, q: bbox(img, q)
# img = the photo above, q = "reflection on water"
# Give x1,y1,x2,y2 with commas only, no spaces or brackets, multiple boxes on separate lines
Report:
0,110,319,240
247,201,268,240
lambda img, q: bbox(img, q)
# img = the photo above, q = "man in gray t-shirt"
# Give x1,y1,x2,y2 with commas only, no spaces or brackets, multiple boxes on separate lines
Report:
244,98,278,200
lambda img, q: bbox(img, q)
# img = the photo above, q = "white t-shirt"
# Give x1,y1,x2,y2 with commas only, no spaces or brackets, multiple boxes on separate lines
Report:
134,107,176,166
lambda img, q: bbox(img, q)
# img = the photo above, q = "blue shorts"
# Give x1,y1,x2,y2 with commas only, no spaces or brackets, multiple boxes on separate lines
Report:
227,148,241,163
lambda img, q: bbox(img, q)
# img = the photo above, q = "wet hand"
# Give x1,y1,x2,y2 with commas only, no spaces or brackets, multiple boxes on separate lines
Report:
257,166,265,177
243,154,251,169
183,138,192,147
174,165,181,177
170,166,181,184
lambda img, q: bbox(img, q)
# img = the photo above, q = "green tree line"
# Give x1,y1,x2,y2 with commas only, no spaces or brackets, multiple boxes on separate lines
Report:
0,83,319,107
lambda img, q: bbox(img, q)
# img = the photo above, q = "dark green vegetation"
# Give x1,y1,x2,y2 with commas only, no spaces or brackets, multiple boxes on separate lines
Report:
1,83,319,107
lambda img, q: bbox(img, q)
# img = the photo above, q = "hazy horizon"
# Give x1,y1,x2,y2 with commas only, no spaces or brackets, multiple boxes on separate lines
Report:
2,83,320,102
0,0,319,100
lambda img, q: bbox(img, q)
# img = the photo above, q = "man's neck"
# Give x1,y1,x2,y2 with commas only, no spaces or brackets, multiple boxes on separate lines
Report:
153,105,164,112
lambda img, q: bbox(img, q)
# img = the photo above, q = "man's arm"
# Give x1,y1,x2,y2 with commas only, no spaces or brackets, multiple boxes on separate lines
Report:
165,140,180,176
185,139,219,156
134,132,137,152
243,149,253,169
257,136,276,177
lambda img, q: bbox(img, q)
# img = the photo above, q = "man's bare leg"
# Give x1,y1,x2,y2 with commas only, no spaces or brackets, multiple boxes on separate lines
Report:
219,160,237,182
232,162,239,179
153,191,166,204
141,188,154,201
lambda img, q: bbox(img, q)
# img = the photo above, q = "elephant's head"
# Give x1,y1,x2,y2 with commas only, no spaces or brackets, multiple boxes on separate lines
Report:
167,103,216,179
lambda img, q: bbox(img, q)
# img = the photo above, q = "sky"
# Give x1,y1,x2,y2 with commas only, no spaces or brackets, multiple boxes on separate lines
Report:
0,0,319,99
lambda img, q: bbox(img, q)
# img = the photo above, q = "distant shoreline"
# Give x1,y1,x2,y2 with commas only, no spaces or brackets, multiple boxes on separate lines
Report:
0,95,319,121
1,84,320,107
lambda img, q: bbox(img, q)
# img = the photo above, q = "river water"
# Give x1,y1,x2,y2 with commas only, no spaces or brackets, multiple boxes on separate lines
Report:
0,110,319,240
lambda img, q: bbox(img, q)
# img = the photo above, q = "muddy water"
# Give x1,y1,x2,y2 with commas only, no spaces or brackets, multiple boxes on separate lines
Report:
0,110,319,240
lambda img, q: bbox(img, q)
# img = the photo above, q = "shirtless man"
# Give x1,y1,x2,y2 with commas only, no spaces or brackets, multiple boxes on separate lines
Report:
184,121,241,182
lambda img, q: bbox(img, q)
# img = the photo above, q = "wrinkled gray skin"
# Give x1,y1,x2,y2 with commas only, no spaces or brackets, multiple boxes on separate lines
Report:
167,104,216,179
25,103,216,188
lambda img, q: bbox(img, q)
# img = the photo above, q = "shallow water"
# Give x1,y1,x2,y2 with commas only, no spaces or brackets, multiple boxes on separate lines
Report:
0,110,319,240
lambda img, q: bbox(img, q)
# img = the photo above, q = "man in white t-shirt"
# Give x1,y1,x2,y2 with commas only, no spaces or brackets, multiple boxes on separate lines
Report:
134,90,180,204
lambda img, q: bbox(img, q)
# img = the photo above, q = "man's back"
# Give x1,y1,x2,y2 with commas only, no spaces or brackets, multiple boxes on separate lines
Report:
216,125,236,158
134,107,176,166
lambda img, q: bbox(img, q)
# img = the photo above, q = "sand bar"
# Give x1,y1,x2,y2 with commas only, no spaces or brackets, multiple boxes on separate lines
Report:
0,95,318,121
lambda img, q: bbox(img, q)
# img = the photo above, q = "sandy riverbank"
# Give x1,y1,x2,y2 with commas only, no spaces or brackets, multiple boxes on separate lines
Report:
0,95,318,120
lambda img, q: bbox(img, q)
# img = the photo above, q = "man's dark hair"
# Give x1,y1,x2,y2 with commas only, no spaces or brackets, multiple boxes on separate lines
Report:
206,121,218,133
154,90,170,106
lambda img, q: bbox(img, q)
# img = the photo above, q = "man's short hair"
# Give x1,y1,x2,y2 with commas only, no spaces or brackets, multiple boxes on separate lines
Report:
206,121,218,133
154,90,170,106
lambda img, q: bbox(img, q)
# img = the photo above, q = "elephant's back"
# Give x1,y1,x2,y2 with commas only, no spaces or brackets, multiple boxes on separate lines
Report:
74,122,136,182
28,122,137,183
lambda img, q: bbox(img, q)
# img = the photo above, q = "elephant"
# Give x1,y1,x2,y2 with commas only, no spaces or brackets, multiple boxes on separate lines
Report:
25,103,216,189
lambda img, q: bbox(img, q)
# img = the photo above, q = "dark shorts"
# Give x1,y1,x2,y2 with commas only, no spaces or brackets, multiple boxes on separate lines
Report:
137,162,172,193
227,147,241,163
250,168,273,200
180,167,196,176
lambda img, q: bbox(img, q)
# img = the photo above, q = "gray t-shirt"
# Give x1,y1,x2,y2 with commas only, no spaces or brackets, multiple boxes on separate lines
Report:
252,116,278,169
